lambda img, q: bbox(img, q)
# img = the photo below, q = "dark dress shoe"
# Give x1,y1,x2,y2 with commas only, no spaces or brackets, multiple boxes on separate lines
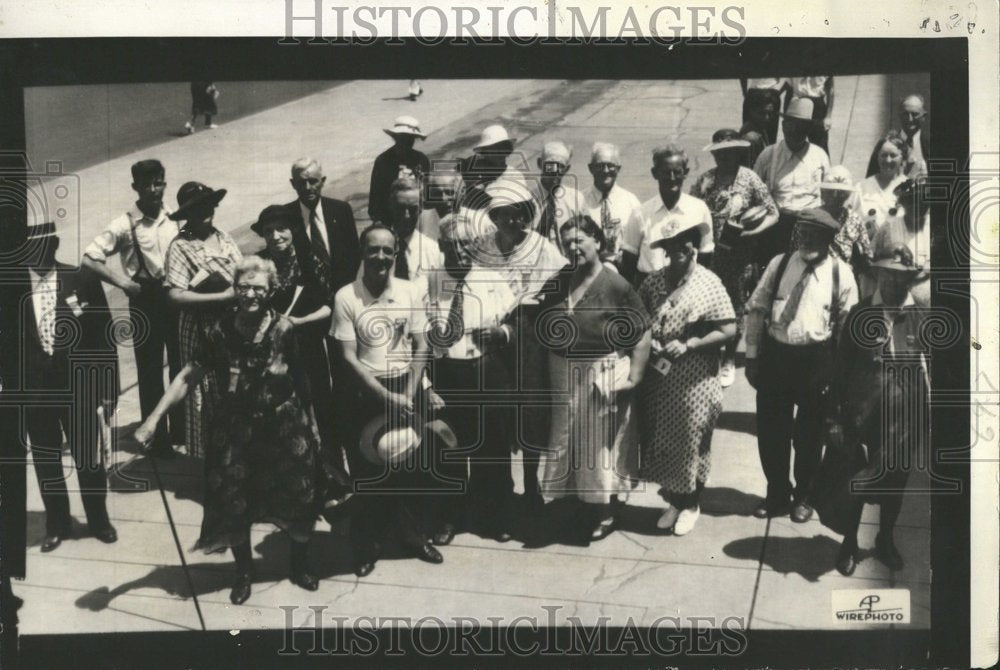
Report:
835,544,859,576
290,570,320,591
790,502,814,523
432,524,456,546
92,525,118,544
230,573,253,605
415,543,444,564
40,533,65,553
752,500,790,519
354,561,375,578
875,532,904,571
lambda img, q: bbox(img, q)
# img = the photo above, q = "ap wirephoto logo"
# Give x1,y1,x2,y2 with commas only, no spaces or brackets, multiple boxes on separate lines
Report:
832,590,911,624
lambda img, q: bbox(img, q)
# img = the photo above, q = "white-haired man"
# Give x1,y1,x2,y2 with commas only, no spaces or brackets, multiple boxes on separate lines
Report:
532,140,584,256
580,142,643,268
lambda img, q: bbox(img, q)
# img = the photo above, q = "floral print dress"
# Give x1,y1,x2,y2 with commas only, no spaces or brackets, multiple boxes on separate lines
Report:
192,310,323,552
690,166,777,336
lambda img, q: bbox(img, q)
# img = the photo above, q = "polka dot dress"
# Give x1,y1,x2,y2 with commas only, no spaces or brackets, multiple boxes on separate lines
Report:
638,264,736,499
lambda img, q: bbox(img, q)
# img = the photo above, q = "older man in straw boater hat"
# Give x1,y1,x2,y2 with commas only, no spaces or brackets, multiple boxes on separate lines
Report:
369,115,431,223
752,97,831,267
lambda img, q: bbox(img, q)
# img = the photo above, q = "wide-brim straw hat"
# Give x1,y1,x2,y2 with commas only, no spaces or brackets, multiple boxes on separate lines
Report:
383,115,427,140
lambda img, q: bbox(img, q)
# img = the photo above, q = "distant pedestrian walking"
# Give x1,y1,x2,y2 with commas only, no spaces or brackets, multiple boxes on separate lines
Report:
185,81,219,133
408,80,423,101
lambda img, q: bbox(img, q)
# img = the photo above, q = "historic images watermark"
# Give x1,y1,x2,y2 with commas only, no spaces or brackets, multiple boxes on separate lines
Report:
281,1,748,45
277,606,748,656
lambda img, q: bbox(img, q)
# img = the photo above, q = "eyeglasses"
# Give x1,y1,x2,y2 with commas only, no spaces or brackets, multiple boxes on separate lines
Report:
235,284,269,295
590,162,621,172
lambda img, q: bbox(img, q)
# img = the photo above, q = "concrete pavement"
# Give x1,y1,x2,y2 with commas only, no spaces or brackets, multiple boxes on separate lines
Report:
15,75,930,635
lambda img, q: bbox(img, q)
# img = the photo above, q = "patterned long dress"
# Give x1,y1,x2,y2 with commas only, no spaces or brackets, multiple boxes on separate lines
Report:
638,264,736,503
690,166,777,337
164,228,243,458
192,310,323,552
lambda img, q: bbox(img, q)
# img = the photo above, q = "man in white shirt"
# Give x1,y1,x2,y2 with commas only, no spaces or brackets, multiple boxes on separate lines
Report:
425,215,519,545
744,209,858,523
580,142,643,269
332,224,443,577
621,144,713,286
532,140,585,255
381,176,443,299
82,159,182,458
753,97,831,264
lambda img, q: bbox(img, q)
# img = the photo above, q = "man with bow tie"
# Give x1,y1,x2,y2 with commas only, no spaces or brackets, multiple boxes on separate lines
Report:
15,222,120,553
744,209,858,524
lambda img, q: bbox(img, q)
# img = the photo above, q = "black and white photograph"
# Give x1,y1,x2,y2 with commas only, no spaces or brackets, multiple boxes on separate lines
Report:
0,2,996,668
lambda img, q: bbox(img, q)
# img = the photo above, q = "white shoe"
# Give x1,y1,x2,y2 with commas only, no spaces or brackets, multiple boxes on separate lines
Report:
184,122,194,134
672,506,700,536
719,360,735,388
207,123,218,129
656,504,680,529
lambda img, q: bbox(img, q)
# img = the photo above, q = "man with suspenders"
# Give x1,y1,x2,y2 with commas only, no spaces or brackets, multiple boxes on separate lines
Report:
743,208,858,523
82,159,183,458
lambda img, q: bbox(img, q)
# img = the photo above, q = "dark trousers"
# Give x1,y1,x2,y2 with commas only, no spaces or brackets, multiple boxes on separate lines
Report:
432,353,514,534
348,373,430,563
742,88,781,147
755,339,834,505
25,405,109,535
130,288,183,449
301,336,336,457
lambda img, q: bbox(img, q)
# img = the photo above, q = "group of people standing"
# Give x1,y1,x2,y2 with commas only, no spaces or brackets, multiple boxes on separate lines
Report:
1,81,932,608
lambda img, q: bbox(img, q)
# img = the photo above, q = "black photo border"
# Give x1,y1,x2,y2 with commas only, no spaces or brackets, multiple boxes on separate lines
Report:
0,36,971,669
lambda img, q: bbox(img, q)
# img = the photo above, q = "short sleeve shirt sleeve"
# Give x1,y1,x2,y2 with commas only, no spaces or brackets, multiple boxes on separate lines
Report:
332,287,357,341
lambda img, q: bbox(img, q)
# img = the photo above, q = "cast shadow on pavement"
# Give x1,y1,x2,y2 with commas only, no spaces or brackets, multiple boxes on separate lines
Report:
73,529,357,613
722,534,860,582
715,411,757,436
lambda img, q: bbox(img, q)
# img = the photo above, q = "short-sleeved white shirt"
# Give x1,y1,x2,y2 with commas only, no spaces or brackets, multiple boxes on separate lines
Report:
622,192,714,274
332,276,428,377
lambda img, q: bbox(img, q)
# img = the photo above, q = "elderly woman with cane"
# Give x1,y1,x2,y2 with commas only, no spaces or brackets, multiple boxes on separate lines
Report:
136,256,327,605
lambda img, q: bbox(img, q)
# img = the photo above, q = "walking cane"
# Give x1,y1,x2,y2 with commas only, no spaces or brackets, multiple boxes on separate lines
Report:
108,407,206,630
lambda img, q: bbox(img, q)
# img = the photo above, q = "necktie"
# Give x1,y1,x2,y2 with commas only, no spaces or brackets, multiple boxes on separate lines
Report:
543,195,558,246
309,208,330,265
395,237,411,280
38,281,56,355
776,262,818,329
439,281,465,348
600,196,617,255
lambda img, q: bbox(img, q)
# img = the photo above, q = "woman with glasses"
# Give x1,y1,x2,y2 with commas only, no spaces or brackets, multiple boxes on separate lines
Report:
164,182,243,459
136,256,325,605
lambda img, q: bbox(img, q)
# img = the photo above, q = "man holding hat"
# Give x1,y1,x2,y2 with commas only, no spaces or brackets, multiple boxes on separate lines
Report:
369,116,430,224
82,159,183,459
15,222,120,552
817,240,930,576
752,97,831,265
332,224,443,576
424,215,519,544
744,208,857,523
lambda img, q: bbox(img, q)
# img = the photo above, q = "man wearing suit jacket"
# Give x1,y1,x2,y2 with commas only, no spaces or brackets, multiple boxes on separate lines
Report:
284,157,361,479
16,222,119,552
865,94,929,179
